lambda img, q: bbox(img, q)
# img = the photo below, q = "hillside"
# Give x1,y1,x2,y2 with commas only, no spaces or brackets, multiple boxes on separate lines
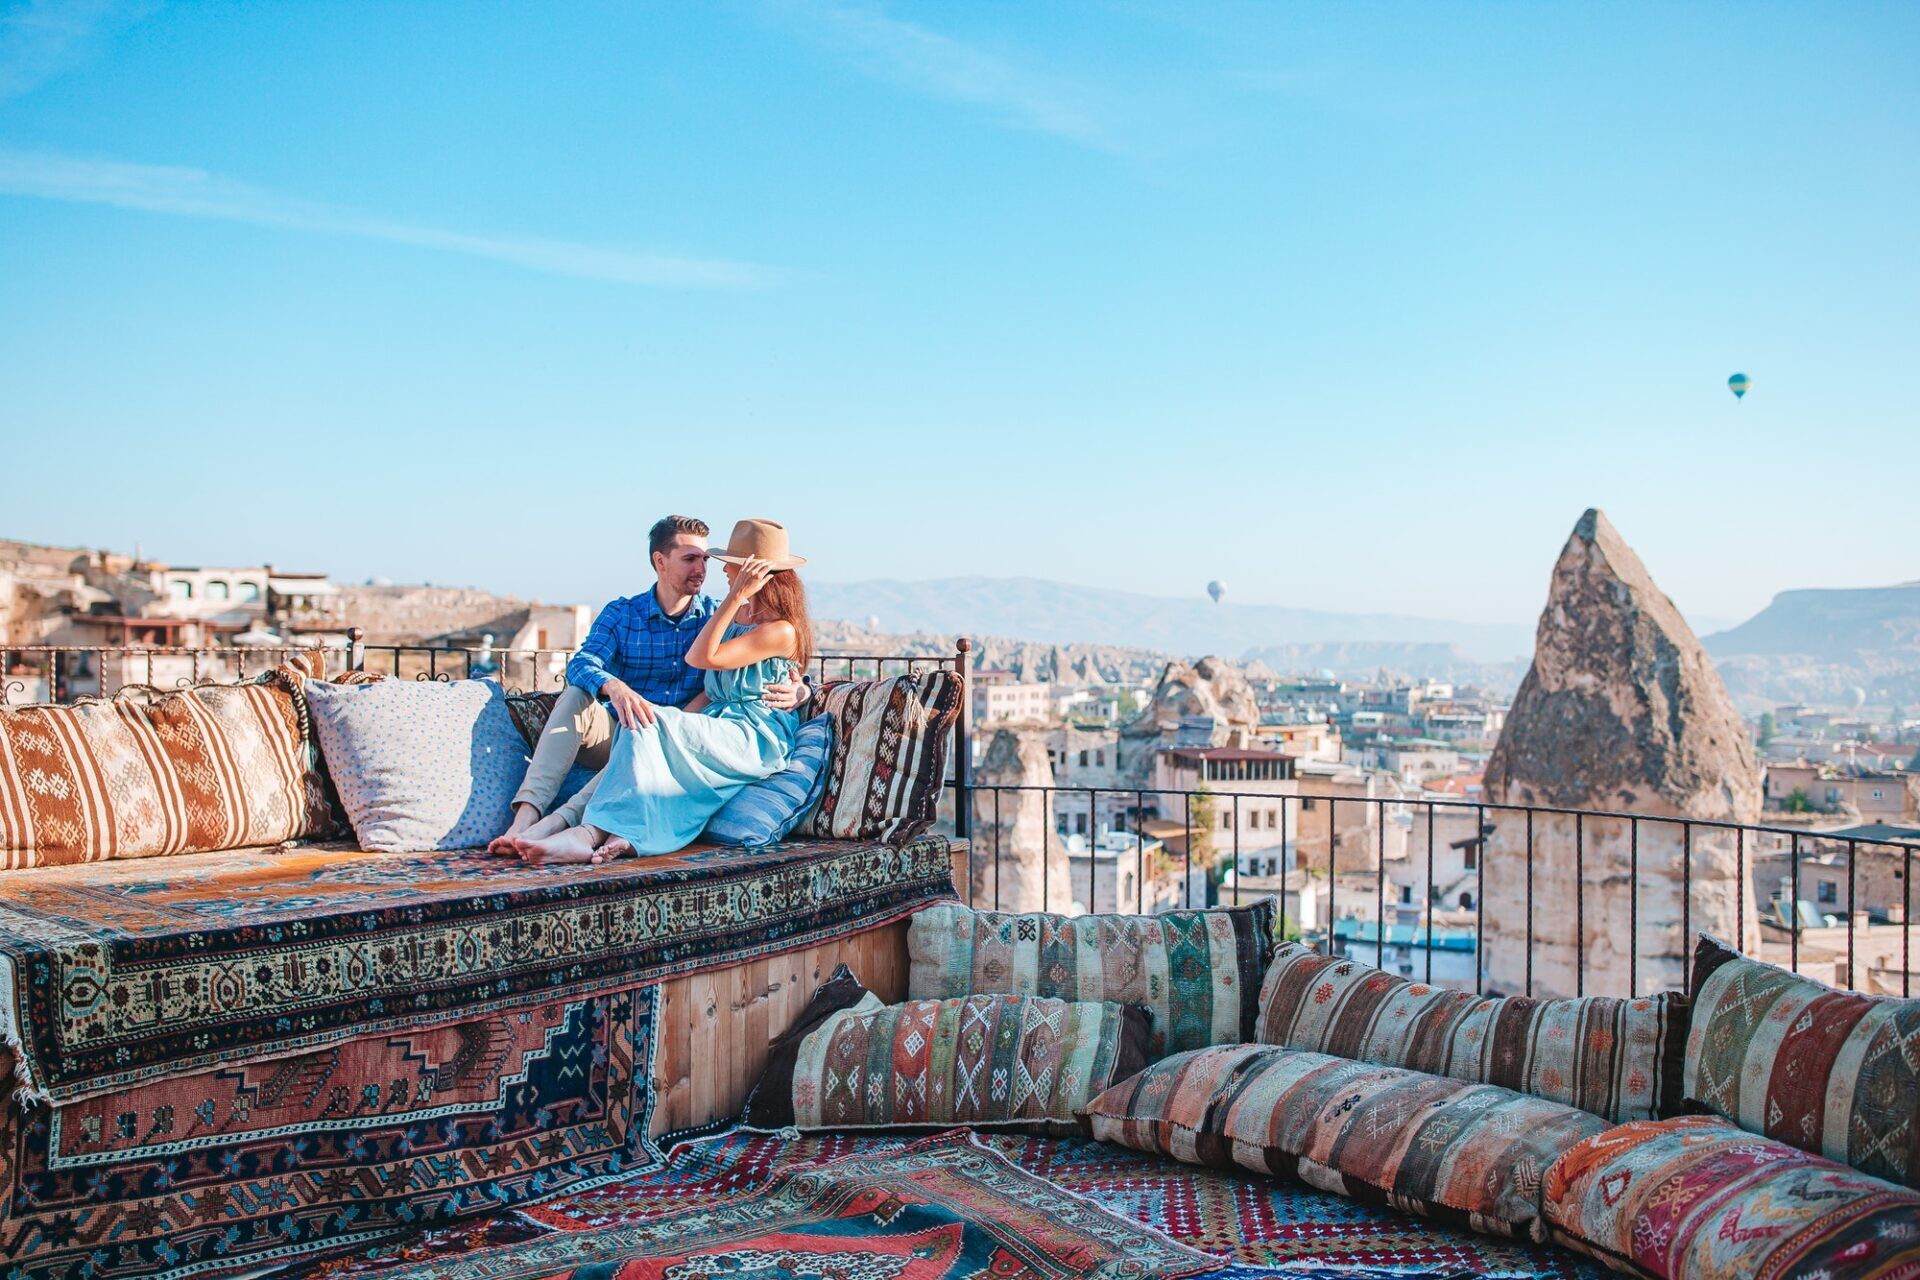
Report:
814,620,1169,685
1704,582,1920,708
808,577,1535,663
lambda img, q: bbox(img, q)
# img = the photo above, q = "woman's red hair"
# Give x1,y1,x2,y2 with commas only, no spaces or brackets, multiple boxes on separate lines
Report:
750,569,814,679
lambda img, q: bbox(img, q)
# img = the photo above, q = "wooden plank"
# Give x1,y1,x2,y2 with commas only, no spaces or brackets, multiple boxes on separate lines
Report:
648,916,915,1136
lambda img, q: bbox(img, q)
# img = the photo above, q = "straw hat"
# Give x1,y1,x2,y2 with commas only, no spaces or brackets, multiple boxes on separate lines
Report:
708,519,808,570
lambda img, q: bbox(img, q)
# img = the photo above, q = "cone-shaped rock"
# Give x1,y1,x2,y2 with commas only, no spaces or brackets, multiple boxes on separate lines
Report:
1483,509,1760,997
968,726,1068,912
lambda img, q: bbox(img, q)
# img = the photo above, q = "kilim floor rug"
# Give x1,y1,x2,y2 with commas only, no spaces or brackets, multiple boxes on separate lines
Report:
282,1129,1605,1280
298,1130,1223,1279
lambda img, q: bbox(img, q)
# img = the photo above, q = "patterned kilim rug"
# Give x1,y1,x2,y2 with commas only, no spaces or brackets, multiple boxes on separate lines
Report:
0,834,955,1103
284,1129,1605,1280
301,1130,1225,1279
6,982,666,1280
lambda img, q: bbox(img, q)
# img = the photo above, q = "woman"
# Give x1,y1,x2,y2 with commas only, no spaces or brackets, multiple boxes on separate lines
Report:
512,519,812,865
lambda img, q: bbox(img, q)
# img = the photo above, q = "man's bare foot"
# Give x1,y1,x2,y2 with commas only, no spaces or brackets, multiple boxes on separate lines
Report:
487,803,543,855
506,811,568,855
518,825,603,867
592,837,634,864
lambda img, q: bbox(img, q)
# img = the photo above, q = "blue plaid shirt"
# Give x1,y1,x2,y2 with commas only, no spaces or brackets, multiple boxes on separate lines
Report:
565,590,717,708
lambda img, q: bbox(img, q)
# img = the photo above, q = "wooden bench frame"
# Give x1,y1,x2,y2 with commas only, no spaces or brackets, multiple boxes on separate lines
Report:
651,839,968,1134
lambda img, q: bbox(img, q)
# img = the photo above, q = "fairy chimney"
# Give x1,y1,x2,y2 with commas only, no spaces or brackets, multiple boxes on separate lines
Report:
968,726,1069,912
1483,509,1761,998
1119,657,1260,786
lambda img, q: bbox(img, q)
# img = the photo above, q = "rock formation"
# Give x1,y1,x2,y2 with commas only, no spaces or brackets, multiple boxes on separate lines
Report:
1117,657,1261,786
1483,510,1761,998
967,726,1068,912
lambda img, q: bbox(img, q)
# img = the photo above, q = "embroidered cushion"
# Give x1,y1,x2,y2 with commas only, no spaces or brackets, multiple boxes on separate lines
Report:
705,712,834,846
801,672,961,844
1255,940,1686,1125
744,964,1150,1136
908,898,1276,1061
303,677,527,853
1082,1042,1609,1241
1542,1115,1920,1280
0,666,335,869
1685,933,1920,1188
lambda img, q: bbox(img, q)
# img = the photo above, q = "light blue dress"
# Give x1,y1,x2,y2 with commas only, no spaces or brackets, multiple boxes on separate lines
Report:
580,630,799,854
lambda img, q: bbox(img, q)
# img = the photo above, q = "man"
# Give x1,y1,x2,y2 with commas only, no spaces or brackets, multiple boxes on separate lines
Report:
490,514,807,850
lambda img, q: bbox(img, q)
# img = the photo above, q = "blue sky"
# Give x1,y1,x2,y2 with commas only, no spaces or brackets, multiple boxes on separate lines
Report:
2,1,1915,629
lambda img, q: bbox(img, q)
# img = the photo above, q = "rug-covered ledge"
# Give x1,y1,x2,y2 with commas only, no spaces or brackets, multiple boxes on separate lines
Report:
0,833,958,1105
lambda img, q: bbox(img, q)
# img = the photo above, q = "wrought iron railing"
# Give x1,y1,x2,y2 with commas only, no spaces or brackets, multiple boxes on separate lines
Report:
949,779,1917,1001
0,643,350,704
10,628,1909,1003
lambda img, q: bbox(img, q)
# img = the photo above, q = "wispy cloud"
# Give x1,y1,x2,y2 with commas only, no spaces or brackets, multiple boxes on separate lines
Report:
0,147,775,288
775,0,1116,151
0,0,142,100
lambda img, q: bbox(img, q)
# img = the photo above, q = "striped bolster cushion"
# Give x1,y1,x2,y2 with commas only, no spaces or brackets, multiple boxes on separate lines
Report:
801,672,962,844
0,665,335,869
705,712,835,846
1256,941,1687,1124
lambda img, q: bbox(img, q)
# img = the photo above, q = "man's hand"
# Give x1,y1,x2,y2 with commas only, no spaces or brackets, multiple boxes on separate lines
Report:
762,675,808,712
603,680,658,730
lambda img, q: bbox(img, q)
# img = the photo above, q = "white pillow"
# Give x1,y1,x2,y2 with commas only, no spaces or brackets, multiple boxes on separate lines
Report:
305,678,528,852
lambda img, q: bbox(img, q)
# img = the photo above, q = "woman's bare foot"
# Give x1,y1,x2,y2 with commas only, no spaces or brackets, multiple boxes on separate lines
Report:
487,803,543,855
592,837,634,864
517,825,606,866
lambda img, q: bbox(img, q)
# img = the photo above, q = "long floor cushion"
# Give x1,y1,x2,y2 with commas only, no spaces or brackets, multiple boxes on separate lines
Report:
1083,1042,1612,1241
1544,1115,1920,1279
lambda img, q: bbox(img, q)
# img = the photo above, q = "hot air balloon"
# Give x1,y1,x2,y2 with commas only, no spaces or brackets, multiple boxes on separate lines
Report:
1206,580,1225,605
1728,373,1750,400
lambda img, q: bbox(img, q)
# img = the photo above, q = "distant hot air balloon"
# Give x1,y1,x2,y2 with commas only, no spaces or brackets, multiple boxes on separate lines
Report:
1728,373,1751,400
1206,580,1225,605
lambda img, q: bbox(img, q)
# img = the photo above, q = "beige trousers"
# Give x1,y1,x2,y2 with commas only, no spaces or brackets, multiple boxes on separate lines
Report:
513,685,614,820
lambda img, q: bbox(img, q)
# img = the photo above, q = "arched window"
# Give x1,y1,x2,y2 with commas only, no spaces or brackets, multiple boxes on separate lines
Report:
1458,891,1475,909
206,580,230,601
236,581,261,601
170,580,193,600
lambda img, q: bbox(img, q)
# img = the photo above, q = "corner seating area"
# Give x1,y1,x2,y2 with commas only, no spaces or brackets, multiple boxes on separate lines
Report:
0,649,1915,1280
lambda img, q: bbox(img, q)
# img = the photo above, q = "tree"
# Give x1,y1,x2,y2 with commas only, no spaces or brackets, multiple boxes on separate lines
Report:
1757,712,1778,748
1188,787,1218,871
1781,787,1813,814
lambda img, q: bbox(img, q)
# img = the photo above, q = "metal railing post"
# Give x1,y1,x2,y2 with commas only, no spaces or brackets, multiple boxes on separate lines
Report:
951,638,972,842
347,626,367,673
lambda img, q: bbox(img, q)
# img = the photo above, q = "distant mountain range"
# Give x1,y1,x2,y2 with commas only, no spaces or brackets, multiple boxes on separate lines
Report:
1703,582,1920,709
810,575,1920,708
807,577,1538,664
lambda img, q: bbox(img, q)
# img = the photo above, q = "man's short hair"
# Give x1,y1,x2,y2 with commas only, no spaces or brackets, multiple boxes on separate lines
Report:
649,515,710,559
